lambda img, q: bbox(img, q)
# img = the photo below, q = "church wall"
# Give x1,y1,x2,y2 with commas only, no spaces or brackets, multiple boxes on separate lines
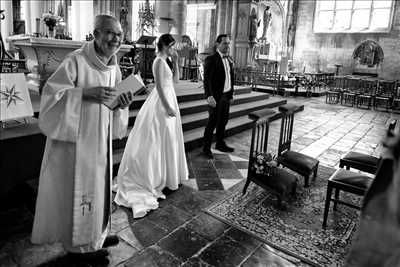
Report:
292,0,400,80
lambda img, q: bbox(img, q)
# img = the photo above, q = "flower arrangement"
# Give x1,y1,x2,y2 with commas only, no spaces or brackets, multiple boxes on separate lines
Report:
251,152,278,177
42,11,61,31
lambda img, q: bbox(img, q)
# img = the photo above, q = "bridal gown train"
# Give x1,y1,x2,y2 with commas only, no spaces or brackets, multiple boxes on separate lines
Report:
114,56,188,218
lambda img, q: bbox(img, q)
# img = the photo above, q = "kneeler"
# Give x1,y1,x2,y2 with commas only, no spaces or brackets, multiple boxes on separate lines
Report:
339,119,397,174
276,104,319,187
243,110,298,208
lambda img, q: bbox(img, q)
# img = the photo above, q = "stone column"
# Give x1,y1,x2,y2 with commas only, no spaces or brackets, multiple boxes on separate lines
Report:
155,0,186,38
0,0,13,50
215,0,224,36
230,0,238,59
224,0,231,35
171,0,187,37
286,0,298,60
71,0,94,41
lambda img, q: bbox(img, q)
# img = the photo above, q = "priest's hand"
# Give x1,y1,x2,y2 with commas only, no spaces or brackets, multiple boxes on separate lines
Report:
118,91,133,109
83,86,116,103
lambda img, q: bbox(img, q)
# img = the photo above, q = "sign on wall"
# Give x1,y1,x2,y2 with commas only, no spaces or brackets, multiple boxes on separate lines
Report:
0,73,33,121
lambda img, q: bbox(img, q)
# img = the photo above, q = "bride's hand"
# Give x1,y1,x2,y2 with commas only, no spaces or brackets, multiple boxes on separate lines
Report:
171,50,179,62
167,106,177,117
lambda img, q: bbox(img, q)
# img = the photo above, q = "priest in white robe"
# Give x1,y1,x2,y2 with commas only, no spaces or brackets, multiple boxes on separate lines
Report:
31,15,132,264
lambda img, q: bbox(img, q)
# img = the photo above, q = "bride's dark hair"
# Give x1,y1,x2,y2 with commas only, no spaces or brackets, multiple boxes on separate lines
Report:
157,34,175,52
157,34,176,72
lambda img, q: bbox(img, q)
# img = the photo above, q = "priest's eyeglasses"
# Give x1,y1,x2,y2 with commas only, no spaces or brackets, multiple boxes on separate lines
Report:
101,30,124,39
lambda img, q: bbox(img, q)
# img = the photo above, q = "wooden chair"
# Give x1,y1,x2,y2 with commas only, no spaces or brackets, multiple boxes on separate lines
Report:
326,76,344,104
339,119,397,174
356,79,376,109
322,168,373,227
276,104,319,187
242,110,298,207
341,78,359,106
374,80,396,111
391,80,400,110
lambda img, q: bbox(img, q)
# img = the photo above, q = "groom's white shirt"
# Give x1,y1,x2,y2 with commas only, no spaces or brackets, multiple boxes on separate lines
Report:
217,49,231,93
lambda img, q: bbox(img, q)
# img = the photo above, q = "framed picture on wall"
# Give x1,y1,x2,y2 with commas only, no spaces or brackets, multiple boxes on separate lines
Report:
0,73,33,121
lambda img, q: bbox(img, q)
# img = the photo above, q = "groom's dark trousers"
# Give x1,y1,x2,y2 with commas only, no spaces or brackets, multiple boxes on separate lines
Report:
203,52,234,150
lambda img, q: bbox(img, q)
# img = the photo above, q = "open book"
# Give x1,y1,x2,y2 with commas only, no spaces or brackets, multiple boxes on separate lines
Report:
103,74,146,110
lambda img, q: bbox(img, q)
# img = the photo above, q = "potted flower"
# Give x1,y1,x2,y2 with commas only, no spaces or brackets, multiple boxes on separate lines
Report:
42,11,61,38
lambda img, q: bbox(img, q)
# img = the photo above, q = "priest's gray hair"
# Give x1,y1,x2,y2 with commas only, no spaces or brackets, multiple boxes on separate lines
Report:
94,14,120,30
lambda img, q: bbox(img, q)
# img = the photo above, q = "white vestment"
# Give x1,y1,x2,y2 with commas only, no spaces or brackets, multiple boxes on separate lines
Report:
31,41,128,252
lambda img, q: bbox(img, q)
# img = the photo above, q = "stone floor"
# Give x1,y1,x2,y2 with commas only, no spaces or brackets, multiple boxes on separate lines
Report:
227,96,400,169
1,96,399,267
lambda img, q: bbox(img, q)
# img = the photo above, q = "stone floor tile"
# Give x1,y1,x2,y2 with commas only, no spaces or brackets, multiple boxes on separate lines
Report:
216,168,243,179
233,161,248,170
146,204,192,232
170,190,212,216
159,227,208,261
198,235,252,267
220,179,243,190
108,240,139,267
118,226,144,250
129,219,169,248
12,238,64,267
193,168,219,179
196,177,224,191
241,245,296,267
111,208,130,234
186,213,229,241
195,190,228,202
225,228,261,252
125,245,181,267
181,257,213,267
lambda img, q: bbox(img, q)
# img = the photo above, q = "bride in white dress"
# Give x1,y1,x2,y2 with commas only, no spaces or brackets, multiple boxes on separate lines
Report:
114,34,188,218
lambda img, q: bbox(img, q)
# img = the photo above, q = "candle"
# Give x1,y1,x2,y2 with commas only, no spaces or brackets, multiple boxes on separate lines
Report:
36,18,40,34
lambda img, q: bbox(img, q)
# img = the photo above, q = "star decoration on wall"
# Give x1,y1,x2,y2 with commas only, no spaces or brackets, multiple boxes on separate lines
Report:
0,84,24,107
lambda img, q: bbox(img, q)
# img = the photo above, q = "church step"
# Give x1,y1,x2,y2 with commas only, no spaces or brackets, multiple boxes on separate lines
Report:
181,98,286,131
178,91,269,116
129,85,253,109
127,91,270,124
114,97,286,149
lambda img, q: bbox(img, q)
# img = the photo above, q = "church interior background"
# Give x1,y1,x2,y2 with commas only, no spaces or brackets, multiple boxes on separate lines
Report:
1,0,400,266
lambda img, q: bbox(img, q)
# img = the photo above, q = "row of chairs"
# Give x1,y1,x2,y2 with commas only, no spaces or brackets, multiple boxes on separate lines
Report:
322,119,397,227
234,68,281,93
296,72,335,94
243,104,398,228
326,77,400,110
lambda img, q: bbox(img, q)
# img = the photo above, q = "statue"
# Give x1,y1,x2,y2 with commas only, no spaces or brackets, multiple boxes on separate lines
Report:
261,6,272,41
120,0,129,41
287,24,296,58
249,9,259,42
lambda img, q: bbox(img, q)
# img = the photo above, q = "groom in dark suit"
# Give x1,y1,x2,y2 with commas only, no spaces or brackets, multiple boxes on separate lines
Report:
202,34,235,159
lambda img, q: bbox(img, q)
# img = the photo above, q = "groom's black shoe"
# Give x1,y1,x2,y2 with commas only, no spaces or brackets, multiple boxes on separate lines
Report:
102,235,119,248
215,143,235,153
202,148,214,159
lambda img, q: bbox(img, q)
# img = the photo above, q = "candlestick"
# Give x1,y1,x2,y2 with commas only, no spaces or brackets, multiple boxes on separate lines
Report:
36,18,40,36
